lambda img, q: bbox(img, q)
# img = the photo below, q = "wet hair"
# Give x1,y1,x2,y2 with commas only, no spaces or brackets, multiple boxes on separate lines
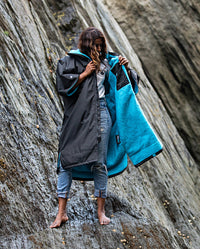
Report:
78,27,107,71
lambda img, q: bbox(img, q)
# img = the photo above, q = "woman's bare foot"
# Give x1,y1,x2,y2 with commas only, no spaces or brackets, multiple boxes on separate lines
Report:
50,213,68,228
50,197,68,228
98,212,110,225
97,197,110,225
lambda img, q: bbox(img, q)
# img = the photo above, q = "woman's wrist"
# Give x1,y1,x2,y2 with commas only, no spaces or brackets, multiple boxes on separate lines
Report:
81,71,88,78
77,72,87,85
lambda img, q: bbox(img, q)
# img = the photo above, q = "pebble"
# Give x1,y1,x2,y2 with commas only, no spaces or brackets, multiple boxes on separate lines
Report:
163,200,170,205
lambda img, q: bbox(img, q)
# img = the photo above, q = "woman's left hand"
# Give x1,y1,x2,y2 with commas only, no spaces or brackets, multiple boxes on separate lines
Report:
119,55,129,70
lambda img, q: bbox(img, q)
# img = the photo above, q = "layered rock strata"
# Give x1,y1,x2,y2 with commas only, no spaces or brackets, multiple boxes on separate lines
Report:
0,0,199,248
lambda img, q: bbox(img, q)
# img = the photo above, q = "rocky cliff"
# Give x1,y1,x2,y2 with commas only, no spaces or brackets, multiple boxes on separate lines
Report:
0,0,200,248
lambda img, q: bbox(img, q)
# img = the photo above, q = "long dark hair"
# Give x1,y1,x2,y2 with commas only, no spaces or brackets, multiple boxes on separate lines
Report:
78,27,107,71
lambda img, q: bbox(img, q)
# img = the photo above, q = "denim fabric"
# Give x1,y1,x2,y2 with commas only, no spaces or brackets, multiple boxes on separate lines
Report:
92,98,112,198
57,164,72,199
57,98,112,199
96,98,112,166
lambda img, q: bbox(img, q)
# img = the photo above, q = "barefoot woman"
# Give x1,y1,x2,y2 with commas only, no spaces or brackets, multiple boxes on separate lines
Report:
50,27,162,228
50,27,129,227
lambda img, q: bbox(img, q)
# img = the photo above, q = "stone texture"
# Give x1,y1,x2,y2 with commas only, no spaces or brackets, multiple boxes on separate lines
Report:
0,0,64,237
103,0,200,167
0,0,200,248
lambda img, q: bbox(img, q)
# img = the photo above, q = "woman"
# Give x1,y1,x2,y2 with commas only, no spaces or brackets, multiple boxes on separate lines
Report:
50,27,162,228
50,27,129,227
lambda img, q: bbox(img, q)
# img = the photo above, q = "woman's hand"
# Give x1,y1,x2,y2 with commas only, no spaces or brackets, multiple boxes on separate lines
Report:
84,61,96,76
119,55,129,70
75,61,96,87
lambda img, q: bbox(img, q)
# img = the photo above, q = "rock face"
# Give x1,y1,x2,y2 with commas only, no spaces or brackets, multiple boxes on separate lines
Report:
0,0,64,238
0,0,200,248
103,0,200,167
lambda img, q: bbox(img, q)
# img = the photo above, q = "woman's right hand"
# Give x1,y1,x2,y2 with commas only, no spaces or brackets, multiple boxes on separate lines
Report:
75,61,96,87
84,61,96,76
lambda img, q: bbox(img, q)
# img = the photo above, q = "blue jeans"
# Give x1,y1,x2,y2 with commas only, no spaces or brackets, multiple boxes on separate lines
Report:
57,98,112,199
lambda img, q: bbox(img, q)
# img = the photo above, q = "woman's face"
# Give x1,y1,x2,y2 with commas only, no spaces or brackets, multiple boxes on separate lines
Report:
94,38,103,55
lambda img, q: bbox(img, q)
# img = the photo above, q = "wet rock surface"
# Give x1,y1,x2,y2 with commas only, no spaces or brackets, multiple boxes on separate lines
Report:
0,0,200,248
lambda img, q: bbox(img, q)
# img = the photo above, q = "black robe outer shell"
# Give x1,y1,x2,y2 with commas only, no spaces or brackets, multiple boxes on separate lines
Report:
56,54,101,169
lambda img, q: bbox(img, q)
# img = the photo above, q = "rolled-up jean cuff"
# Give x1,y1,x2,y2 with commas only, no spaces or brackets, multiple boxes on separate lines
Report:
57,191,69,199
94,189,107,198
